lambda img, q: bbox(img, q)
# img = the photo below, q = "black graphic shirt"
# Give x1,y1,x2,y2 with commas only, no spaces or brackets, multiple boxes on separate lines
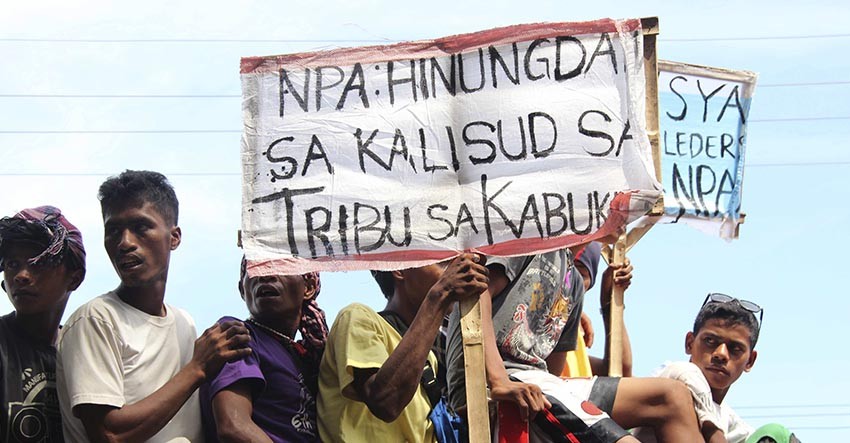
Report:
0,313,64,442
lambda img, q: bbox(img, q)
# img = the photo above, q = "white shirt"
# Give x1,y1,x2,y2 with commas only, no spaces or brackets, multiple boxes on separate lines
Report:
57,291,203,442
633,361,753,443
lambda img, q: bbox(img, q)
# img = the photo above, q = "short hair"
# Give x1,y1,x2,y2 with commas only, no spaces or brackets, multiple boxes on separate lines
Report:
693,302,760,349
371,270,394,300
98,170,179,225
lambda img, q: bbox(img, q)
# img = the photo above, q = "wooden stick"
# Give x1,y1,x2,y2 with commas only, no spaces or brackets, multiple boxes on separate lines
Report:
460,297,491,443
625,222,655,253
607,232,628,377
641,17,665,216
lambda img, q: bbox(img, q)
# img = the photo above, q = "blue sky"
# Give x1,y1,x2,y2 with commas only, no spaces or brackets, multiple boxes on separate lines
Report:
2,1,848,440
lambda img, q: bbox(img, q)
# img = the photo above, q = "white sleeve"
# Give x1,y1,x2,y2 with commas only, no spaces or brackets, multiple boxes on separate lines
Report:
723,406,754,443
59,316,126,409
657,361,721,429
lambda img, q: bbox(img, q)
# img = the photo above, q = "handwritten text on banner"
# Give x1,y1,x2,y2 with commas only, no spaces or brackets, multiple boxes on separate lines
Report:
241,19,660,275
658,60,757,239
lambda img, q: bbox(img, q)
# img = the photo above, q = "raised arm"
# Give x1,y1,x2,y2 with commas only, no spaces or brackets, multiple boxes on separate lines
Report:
590,259,634,377
352,253,489,422
75,321,251,443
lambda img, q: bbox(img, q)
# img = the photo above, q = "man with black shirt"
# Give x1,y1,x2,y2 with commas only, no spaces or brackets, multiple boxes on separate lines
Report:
0,206,86,442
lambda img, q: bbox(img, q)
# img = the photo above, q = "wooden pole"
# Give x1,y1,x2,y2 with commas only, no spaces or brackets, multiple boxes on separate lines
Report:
599,19,661,376
606,232,628,377
597,18,661,375
460,297,491,443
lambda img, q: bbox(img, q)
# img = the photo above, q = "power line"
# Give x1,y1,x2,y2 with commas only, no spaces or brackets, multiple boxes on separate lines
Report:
0,94,240,98
759,80,850,88
0,130,240,134
662,33,850,42
2,33,850,44
736,403,850,410
1,160,849,177
748,161,850,167
0,38,392,43
787,425,850,430
2,80,847,98
741,412,850,419
1,115,848,134
0,172,238,177
750,116,850,122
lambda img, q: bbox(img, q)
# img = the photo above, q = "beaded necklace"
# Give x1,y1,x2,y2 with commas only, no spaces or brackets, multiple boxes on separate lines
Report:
246,317,322,395
246,318,308,359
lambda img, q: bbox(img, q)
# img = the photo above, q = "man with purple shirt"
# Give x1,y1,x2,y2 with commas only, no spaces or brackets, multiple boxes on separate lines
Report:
200,258,327,443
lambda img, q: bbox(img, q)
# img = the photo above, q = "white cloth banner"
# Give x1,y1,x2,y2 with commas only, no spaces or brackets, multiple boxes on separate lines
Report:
241,19,660,275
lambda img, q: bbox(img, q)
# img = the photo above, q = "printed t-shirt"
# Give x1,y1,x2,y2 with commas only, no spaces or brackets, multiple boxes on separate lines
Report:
446,249,584,410
0,312,64,442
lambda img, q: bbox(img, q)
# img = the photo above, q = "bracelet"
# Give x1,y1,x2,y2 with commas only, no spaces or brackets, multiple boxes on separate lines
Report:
599,304,623,315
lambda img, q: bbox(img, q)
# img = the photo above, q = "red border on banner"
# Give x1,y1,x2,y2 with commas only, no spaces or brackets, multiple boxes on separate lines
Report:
240,19,641,74
245,191,637,276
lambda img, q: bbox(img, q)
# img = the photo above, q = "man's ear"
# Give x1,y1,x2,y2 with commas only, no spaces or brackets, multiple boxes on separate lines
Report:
170,226,182,250
392,269,404,282
303,274,318,301
685,331,695,355
391,269,407,294
744,349,757,373
67,269,84,291
238,280,245,301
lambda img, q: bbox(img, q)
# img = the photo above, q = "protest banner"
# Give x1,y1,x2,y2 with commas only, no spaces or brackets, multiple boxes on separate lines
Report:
240,19,662,277
657,60,757,239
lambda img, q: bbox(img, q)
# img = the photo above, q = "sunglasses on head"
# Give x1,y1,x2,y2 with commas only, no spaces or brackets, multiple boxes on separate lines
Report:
702,293,763,325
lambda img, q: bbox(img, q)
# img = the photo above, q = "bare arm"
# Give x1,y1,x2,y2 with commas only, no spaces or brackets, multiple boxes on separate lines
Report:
212,382,273,443
76,321,251,443
481,264,551,420
592,261,634,377
702,422,728,443
353,253,489,422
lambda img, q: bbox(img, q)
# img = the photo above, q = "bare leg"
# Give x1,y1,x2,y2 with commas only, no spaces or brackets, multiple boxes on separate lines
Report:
609,378,702,443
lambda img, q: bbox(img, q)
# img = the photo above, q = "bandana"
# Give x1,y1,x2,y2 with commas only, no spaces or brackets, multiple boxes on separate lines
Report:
0,205,86,277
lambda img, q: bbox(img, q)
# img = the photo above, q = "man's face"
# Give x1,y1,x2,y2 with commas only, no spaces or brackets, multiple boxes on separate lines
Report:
2,242,80,316
103,201,180,287
686,318,757,394
400,261,449,307
240,273,314,323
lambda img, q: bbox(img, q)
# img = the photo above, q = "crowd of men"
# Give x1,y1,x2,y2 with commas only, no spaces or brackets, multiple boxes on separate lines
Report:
0,170,797,442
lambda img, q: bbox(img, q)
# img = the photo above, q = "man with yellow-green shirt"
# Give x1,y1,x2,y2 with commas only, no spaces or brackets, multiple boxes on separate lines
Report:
318,253,495,442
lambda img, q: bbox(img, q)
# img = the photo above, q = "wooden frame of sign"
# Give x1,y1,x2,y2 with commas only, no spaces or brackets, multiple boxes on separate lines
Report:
599,16,661,377
656,59,755,240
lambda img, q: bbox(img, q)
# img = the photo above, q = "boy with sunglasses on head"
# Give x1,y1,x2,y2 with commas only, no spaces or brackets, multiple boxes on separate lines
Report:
635,293,763,443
